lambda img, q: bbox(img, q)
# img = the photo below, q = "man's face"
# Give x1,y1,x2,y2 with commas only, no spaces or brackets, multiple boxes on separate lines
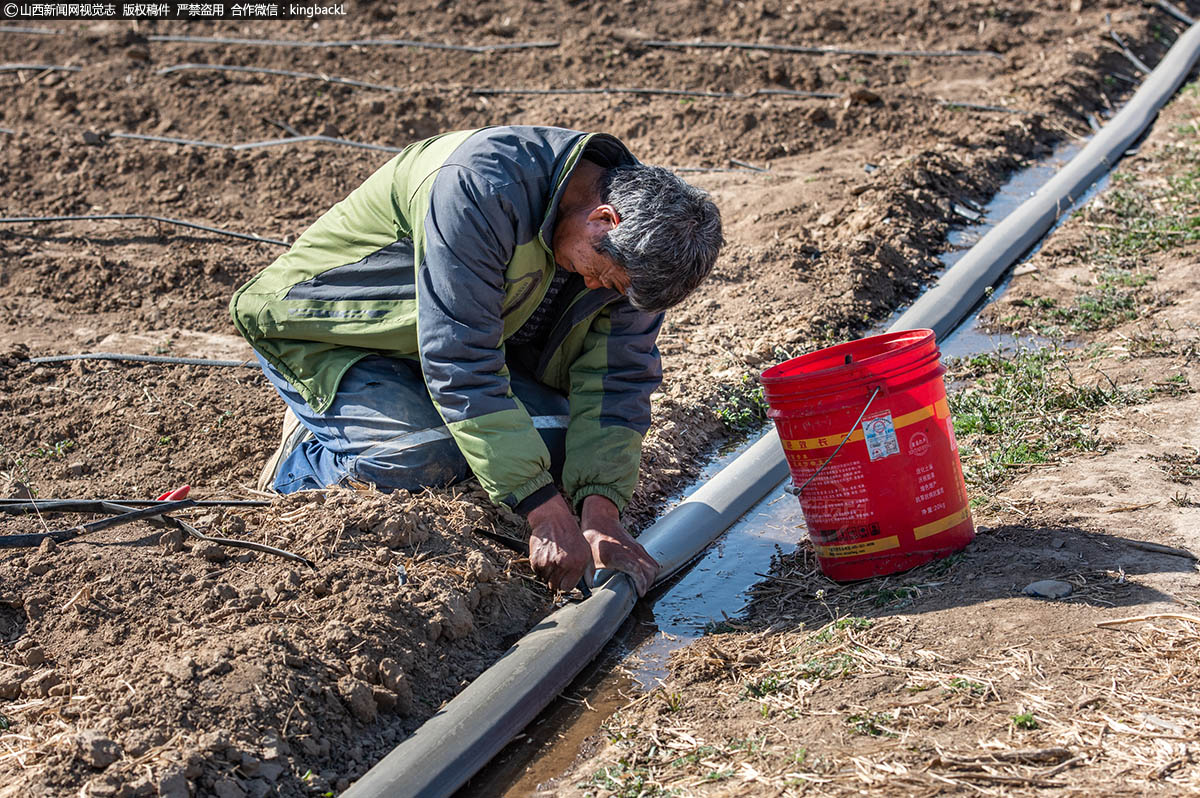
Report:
552,204,631,295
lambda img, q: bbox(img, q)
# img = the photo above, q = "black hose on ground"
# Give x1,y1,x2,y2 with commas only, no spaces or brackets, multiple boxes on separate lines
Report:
0,499,196,548
29,353,259,368
157,63,409,93
0,499,269,511
642,39,1002,59
0,499,315,568
0,214,288,247
145,35,557,52
0,64,81,73
109,131,405,154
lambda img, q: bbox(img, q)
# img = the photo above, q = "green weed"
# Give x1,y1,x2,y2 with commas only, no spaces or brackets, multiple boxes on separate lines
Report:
29,439,75,459
1155,450,1200,483
1011,711,1039,730
812,616,872,642
745,672,788,697
862,585,921,608
847,712,898,737
715,374,769,434
585,760,670,797
799,653,856,680
669,745,718,767
948,677,988,696
949,346,1144,503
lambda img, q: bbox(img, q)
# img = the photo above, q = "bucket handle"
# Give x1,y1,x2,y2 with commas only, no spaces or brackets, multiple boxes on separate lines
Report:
785,386,881,497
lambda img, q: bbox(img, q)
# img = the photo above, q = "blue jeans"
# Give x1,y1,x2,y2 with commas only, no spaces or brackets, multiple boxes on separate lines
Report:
257,353,569,494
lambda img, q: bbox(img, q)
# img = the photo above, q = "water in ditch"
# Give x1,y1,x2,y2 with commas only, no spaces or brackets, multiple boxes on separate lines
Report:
461,137,1115,796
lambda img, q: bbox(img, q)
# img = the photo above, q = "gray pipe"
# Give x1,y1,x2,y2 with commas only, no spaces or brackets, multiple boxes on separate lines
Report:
347,431,787,798
346,21,1200,798
893,21,1200,338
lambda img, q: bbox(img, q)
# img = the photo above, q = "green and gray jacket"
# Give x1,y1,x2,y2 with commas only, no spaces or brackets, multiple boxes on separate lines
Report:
230,126,663,513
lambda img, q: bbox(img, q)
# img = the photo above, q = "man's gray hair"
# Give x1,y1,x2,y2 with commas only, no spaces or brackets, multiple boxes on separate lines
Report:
597,164,724,314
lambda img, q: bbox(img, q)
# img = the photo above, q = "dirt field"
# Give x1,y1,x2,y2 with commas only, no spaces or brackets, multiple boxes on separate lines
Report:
0,2,1191,796
546,68,1200,797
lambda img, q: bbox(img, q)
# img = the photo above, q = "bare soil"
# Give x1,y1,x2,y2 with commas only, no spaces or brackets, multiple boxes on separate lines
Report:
0,2,1190,796
542,60,1200,798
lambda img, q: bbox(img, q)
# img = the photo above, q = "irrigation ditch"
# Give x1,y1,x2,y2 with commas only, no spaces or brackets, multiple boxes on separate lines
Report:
343,19,1200,798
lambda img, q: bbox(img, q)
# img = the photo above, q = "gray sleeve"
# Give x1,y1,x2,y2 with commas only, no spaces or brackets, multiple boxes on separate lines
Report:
416,165,524,424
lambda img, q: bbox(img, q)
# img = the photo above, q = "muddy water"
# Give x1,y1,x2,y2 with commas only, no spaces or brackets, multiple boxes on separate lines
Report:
461,137,1120,797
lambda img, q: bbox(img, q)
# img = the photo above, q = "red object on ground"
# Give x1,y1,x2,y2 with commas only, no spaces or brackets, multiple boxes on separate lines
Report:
155,485,191,501
761,329,974,581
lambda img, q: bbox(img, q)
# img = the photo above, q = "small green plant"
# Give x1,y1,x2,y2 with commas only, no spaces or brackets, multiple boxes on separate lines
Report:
925,552,965,577
799,653,856,680
847,712,897,737
1156,450,1200,483
1153,373,1193,397
716,374,769,434
585,759,667,797
0,712,9,731
663,692,685,712
746,672,788,697
812,616,872,642
948,346,1145,504
863,585,920,608
158,436,172,447
948,677,988,696
670,745,718,767
760,702,770,718
30,439,75,459
1011,711,1039,730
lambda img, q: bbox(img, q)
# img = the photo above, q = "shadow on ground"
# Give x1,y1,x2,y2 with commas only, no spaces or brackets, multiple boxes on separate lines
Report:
740,523,1194,631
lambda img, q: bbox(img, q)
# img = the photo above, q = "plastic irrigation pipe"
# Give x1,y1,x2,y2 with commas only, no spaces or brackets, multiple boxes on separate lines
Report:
0,214,288,247
145,35,557,52
0,63,81,73
893,20,1200,340
29,352,258,368
1154,0,1196,27
157,63,409,93
470,86,842,100
345,432,788,798
348,22,1200,798
642,39,1001,59
111,131,405,154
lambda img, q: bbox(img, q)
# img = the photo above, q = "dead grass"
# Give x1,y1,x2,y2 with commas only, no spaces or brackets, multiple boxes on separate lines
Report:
578,615,1200,797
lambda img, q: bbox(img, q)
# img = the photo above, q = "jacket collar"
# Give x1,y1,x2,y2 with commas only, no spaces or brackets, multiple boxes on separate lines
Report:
537,132,638,256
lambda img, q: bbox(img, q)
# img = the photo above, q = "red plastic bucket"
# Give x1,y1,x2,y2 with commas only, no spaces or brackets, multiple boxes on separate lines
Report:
760,329,974,581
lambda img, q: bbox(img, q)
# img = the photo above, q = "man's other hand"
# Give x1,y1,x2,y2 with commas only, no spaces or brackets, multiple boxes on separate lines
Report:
527,494,594,593
581,495,660,596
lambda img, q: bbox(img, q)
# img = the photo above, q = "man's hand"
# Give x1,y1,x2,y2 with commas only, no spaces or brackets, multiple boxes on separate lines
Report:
581,495,660,596
527,494,594,593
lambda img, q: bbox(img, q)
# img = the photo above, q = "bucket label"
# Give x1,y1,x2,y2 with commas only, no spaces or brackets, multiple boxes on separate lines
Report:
861,412,900,461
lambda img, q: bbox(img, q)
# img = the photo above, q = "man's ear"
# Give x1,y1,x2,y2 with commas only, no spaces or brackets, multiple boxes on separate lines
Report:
587,204,621,231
